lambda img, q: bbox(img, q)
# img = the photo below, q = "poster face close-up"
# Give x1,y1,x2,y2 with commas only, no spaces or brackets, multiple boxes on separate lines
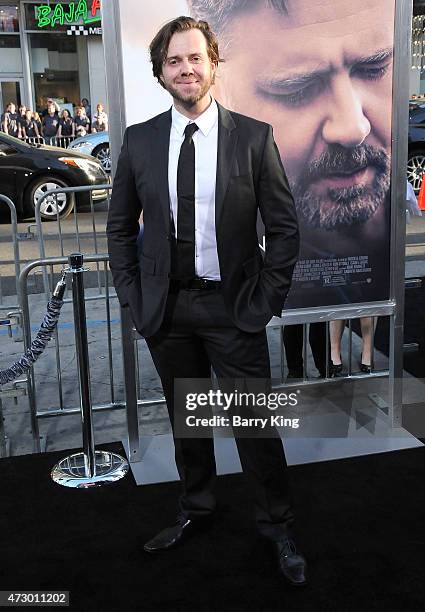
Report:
122,0,396,309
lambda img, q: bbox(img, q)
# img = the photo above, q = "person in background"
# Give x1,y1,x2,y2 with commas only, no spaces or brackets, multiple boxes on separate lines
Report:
91,103,108,133
41,102,60,144
17,105,27,136
73,106,91,137
40,98,60,118
406,180,422,222
283,323,328,379
330,317,374,375
21,109,40,140
0,103,11,132
57,108,75,140
2,102,20,138
33,111,42,135
81,98,91,120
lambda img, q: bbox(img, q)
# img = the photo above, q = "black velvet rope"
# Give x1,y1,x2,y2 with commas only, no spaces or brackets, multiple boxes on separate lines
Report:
0,295,64,385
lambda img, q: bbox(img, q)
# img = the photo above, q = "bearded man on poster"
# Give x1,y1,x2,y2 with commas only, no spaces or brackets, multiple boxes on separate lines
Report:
187,0,394,376
188,0,394,307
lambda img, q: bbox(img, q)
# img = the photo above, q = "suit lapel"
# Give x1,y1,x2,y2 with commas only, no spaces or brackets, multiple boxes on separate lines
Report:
215,103,237,230
152,109,172,233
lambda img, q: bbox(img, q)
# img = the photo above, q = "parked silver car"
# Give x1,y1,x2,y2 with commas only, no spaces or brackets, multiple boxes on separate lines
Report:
67,132,111,173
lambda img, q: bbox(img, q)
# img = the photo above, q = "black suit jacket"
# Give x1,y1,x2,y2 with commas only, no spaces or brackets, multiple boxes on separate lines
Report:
107,103,299,337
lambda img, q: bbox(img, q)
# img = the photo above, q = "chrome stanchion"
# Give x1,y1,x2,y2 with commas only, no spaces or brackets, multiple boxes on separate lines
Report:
52,253,129,488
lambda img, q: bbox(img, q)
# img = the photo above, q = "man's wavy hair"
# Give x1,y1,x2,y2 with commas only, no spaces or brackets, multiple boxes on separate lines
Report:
149,16,222,88
187,0,288,36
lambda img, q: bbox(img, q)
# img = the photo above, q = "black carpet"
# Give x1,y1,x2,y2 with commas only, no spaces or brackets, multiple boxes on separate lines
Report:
1,442,425,612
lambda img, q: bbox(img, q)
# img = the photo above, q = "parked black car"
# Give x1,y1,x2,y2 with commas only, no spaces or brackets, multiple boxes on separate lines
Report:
408,103,425,194
0,132,109,220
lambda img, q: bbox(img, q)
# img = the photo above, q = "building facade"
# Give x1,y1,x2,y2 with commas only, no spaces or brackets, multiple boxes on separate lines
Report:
0,0,107,115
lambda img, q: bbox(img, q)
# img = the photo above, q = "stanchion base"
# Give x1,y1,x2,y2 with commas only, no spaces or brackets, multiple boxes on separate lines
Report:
51,450,129,488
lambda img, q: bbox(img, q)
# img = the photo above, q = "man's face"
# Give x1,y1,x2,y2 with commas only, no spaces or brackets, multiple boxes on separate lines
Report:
9,104,15,114
217,0,393,231
48,104,55,114
161,28,216,108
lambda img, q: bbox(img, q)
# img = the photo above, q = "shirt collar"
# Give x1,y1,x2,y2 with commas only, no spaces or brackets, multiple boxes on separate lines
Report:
171,97,218,137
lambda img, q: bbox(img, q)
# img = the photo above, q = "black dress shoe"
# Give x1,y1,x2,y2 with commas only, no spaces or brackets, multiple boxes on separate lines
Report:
143,515,212,553
286,368,304,380
275,538,308,587
359,362,372,374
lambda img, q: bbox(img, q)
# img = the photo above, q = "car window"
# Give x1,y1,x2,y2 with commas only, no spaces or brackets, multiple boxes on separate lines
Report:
0,142,18,156
409,108,425,125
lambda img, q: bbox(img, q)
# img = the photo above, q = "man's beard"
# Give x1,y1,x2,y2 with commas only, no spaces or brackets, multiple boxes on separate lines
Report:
291,144,391,231
166,76,213,108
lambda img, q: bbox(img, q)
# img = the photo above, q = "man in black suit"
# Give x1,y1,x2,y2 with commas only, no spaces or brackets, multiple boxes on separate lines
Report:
107,16,306,586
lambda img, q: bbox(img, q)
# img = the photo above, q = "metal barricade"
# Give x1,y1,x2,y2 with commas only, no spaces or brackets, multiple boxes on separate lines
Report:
19,253,126,454
34,184,112,298
23,136,78,148
24,137,45,146
271,318,388,384
1,184,117,457
49,136,77,148
277,317,379,381
0,195,27,455
0,193,26,342
0,195,21,310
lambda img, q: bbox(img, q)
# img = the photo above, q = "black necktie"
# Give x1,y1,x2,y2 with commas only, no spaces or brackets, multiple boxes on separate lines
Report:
172,122,199,280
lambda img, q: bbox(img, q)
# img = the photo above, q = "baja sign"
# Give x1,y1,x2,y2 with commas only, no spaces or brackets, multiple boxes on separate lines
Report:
36,0,101,29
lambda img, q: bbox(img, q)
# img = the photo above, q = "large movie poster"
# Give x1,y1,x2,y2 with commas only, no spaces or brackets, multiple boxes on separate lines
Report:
117,0,395,309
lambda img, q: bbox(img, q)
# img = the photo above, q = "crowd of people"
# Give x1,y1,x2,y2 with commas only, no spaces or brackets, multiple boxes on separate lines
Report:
0,98,108,144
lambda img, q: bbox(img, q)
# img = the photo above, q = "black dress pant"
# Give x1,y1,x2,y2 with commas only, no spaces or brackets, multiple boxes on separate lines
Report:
146,288,294,541
283,323,328,376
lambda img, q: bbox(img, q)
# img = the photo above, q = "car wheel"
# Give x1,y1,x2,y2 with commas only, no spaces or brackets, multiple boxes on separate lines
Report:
93,144,111,173
25,176,75,221
407,149,425,194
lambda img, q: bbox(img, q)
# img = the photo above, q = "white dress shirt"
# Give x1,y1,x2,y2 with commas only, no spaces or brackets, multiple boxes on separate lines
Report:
168,98,220,280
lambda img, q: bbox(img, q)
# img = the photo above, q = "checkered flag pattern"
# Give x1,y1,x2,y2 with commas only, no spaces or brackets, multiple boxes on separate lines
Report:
67,25,89,36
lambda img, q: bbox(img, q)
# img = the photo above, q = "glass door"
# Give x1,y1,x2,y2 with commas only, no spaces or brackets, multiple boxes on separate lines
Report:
0,79,23,115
